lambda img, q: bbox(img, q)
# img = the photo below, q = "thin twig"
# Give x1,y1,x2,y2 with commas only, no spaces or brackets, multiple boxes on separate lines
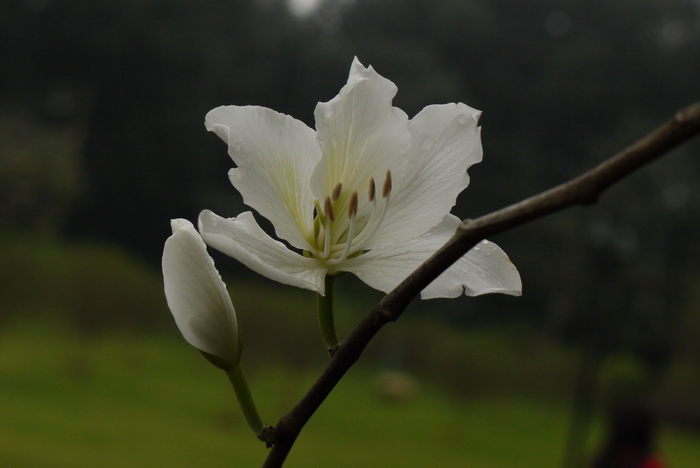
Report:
262,101,700,467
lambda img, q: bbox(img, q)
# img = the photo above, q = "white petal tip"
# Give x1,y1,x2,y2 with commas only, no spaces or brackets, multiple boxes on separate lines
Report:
170,218,193,234
209,123,231,142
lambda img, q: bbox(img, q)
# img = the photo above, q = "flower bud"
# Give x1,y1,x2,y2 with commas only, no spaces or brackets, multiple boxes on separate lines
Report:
162,219,240,369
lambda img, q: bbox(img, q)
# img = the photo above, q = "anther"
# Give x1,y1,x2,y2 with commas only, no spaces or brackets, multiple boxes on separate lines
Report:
348,191,358,219
331,182,343,201
324,196,335,222
382,170,392,198
368,177,376,202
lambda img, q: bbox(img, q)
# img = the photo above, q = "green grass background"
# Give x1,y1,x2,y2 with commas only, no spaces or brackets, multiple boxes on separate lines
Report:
4,318,700,467
1,234,700,467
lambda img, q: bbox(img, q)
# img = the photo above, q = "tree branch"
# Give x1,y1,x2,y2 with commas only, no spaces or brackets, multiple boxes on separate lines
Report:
262,101,700,467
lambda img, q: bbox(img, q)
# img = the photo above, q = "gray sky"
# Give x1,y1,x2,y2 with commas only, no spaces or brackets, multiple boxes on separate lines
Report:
288,0,321,16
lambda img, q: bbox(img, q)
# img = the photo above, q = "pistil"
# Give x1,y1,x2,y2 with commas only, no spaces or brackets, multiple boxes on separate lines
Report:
332,191,359,265
323,195,334,258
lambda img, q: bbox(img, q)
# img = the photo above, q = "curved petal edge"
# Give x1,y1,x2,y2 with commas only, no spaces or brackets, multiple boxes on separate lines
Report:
198,210,327,295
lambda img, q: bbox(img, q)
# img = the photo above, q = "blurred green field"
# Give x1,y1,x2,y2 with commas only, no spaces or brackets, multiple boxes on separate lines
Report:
2,317,700,468
1,234,700,467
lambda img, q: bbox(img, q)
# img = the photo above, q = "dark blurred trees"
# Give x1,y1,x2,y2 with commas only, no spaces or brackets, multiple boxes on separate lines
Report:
1,0,311,257
327,0,700,348
2,0,699,357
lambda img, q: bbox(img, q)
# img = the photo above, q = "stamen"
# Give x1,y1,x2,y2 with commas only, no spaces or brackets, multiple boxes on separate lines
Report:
382,170,392,198
368,178,376,202
324,195,335,222
351,175,391,248
331,182,343,201
348,191,358,219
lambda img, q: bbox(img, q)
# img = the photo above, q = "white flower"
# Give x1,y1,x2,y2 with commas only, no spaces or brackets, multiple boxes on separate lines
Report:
198,58,521,298
162,219,240,368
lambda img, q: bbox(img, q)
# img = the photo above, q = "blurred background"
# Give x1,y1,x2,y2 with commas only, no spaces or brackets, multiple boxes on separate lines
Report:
2,0,700,466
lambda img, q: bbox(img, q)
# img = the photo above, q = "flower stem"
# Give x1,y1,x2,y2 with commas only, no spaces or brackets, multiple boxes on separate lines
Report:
317,274,340,356
226,361,266,436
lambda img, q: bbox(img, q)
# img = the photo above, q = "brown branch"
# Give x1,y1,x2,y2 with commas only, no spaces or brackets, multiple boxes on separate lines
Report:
262,101,700,467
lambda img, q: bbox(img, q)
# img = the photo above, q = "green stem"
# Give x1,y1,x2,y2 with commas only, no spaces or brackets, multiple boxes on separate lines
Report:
226,361,265,436
317,274,340,356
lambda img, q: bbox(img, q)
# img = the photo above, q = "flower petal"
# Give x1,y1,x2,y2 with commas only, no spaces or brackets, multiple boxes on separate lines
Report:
162,219,239,366
198,210,326,294
205,105,321,250
342,214,521,299
367,103,484,247
311,58,410,202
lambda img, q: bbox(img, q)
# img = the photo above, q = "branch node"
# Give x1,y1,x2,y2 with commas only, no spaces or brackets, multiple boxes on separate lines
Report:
257,424,277,448
328,343,340,357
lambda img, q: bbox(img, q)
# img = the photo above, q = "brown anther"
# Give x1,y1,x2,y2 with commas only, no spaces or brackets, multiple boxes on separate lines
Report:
348,191,358,219
331,182,343,201
324,195,335,222
382,170,392,198
368,177,376,202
